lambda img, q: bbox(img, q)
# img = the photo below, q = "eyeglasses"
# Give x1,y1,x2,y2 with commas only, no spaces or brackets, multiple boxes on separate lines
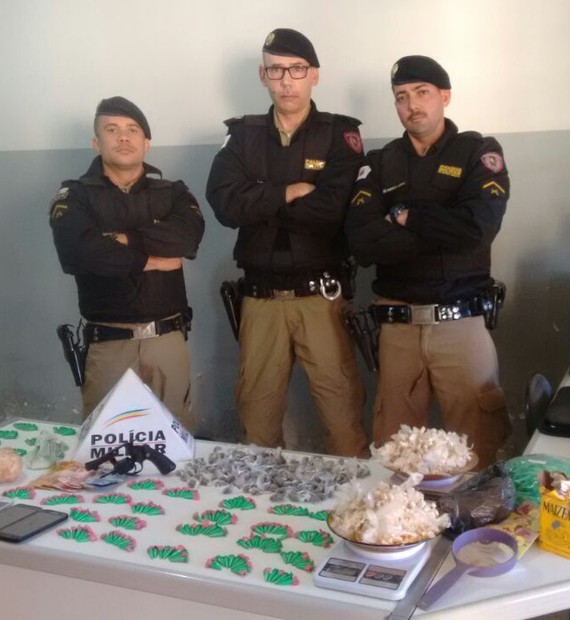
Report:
264,65,311,80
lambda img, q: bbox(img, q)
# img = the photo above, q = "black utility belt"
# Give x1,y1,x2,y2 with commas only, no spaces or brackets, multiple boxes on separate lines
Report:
84,315,184,344
239,273,342,301
371,297,490,326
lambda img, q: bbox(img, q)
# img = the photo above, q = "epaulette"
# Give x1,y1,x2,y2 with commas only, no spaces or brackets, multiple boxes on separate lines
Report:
223,116,245,127
459,130,483,140
333,113,362,127
223,115,267,128
146,177,172,189
381,137,402,152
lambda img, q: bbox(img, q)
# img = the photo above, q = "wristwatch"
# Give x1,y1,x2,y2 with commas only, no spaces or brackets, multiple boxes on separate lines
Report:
389,203,406,225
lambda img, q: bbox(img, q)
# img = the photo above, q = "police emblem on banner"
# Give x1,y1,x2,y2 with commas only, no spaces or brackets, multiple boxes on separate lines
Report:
344,131,363,154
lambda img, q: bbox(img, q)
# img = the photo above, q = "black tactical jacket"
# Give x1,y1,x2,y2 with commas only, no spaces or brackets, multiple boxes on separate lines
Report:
206,102,363,284
50,156,204,322
345,119,509,303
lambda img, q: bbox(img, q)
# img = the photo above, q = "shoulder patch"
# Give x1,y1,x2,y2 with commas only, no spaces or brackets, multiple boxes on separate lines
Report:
482,180,506,196
481,152,504,173
49,185,71,209
220,134,231,149
53,186,69,201
50,203,69,221
351,190,372,206
356,165,371,181
344,131,363,154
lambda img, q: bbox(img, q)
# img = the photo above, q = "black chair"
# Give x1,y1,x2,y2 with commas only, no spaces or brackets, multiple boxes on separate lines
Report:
524,372,554,437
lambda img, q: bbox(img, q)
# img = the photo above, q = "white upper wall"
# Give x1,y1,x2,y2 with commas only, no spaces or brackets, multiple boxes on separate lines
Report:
1,0,568,150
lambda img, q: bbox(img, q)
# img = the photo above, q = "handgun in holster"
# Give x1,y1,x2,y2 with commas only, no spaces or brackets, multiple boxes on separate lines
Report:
181,306,193,341
483,280,506,330
339,257,358,300
343,305,379,372
220,280,242,341
56,323,87,387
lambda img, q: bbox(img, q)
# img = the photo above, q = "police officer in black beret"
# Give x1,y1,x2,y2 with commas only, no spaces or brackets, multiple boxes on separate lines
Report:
206,29,368,457
50,96,204,426
345,56,511,468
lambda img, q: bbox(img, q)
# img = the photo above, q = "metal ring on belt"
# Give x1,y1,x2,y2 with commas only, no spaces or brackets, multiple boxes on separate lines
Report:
371,298,490,326
84,315,183,344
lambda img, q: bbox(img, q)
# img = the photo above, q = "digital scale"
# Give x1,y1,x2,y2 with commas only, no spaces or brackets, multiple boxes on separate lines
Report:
314,539,431,601
314,475,465,601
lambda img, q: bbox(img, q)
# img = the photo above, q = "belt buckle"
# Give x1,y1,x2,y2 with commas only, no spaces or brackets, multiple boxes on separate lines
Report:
410,304,438,325
438,304,463,321
272,289,296,300
132,322,158,339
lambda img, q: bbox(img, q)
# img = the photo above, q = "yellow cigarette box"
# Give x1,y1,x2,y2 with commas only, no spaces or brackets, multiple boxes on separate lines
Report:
539,485,570,559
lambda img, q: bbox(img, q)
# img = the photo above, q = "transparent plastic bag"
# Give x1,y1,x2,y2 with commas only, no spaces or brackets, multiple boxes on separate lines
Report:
436,462,516,538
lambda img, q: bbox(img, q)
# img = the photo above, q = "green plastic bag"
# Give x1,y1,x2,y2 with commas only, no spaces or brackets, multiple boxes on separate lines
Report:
505,454,570,506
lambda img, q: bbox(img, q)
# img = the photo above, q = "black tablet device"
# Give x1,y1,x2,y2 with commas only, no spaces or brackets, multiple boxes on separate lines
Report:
0,503,68,543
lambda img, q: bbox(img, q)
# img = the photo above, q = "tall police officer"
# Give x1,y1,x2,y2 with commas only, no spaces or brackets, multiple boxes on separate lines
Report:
345,56,511,468
206,28,368,457
50,97,204,428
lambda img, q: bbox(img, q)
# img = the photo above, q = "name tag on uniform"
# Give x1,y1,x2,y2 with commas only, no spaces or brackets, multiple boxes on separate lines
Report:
437,164,462,178
305,159,326,170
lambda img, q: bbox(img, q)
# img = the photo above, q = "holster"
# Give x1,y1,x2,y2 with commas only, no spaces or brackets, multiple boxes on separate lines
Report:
343,305,379,372
220,280,242,341
483,280,506,330
181,306,193,341
339,257,358,300
56,323,87,387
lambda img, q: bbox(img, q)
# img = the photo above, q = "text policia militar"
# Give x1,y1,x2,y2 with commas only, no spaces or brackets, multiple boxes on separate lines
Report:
88,429,167,458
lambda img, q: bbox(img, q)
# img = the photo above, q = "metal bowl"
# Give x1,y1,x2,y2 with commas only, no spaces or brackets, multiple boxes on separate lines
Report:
326,514,435,557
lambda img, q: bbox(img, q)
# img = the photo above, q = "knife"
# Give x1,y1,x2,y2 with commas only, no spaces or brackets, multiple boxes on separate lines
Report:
387,535,452,620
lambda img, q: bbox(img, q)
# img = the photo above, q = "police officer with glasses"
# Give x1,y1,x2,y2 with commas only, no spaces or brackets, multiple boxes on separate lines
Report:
207,28,368,457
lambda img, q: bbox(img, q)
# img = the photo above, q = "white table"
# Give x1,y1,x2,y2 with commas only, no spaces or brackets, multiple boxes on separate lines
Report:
0,420,569,620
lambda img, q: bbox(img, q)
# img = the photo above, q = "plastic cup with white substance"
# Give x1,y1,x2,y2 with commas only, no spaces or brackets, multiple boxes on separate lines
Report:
418,527,518,610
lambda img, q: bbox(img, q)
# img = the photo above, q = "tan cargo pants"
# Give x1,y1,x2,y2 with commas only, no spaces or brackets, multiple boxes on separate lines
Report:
373,315,511,468
82,329,193,431
237,295,368,457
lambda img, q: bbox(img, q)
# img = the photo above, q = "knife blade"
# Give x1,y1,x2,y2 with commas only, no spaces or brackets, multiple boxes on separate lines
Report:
387,535,452,620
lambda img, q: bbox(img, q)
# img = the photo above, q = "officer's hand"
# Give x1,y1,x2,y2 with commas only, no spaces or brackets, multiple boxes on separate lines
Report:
144,256,183,271
103,232,129,245
113,233,129,245
285,182,316,203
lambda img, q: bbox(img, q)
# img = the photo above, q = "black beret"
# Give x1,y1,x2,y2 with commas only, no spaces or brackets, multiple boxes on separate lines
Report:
391,55,451,90
94,96,152,139
262,28,320,68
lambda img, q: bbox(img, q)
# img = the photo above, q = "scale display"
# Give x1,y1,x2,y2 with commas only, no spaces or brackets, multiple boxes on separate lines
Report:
314,540,430,601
